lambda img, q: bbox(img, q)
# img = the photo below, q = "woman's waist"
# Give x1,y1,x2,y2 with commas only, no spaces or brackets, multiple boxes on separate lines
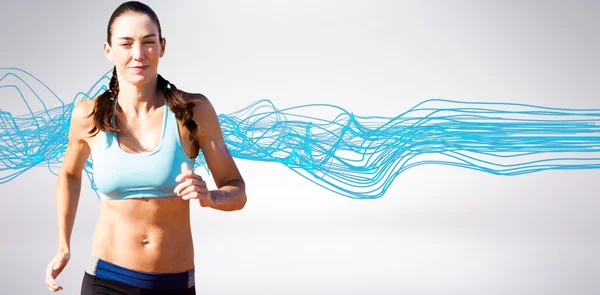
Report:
91,216,194,273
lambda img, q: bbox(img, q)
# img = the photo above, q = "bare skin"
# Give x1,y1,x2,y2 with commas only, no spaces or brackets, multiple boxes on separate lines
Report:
46,91,245,291
87,92,199,273
45,12,246,292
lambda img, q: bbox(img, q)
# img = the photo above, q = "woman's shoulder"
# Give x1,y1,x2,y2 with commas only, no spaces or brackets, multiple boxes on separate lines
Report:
70,99,96,138
176,89,220,135
178,89,208,104
177,90,214,117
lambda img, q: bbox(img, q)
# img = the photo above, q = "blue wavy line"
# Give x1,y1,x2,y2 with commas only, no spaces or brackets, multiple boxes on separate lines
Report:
1,67,600,199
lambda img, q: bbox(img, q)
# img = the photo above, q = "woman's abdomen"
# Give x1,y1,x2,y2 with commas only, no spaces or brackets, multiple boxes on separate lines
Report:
90,196,195,273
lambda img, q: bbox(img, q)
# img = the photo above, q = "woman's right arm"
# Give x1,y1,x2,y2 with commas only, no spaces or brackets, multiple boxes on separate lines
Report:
55,100,94,253
46,100,94,292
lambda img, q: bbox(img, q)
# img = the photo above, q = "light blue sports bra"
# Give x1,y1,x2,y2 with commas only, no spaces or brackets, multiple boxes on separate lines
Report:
91,97,196,200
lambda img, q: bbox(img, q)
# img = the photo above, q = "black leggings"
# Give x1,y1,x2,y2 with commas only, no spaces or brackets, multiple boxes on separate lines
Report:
81,272,196,295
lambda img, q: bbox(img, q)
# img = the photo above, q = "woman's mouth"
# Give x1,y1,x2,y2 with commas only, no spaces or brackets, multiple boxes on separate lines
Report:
129,66,148,72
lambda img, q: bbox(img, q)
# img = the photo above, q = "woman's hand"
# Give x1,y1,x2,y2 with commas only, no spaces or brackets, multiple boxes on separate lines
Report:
174,162,212,206
45,250,70,292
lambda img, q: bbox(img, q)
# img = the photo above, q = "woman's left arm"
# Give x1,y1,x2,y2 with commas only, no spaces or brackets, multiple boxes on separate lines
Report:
191,94,246,211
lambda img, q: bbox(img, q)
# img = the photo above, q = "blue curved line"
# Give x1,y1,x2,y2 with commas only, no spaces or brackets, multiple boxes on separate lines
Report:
1,67,600,199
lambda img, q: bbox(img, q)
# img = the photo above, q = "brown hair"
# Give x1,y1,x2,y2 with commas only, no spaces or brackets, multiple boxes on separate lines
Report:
87,1,198,148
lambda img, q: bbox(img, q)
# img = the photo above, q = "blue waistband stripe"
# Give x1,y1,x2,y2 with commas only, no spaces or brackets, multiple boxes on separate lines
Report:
87,256,195,290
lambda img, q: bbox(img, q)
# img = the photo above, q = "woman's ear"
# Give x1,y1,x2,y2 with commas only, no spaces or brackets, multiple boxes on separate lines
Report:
104,42,114,62
160,37,166,57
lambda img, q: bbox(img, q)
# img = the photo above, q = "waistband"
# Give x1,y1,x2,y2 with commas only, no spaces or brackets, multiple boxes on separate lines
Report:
85,255,195,290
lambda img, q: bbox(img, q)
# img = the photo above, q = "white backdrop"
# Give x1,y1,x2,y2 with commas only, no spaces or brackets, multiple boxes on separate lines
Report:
1,1,599,294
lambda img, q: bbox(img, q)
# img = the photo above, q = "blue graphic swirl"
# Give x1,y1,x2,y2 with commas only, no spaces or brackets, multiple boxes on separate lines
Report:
1,67,600,199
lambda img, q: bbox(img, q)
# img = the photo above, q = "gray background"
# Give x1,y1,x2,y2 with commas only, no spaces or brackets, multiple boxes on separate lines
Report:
1,0,600,294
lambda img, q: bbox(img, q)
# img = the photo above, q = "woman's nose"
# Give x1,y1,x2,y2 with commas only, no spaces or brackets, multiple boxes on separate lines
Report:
132,43,144,60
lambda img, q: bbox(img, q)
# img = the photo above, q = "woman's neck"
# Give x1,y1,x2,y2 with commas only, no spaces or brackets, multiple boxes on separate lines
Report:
116,81,163,119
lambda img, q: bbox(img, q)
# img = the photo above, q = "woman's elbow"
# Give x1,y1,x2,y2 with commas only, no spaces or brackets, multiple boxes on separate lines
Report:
237,193,247,210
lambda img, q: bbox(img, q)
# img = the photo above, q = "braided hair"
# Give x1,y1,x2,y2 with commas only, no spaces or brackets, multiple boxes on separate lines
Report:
87,66,199,149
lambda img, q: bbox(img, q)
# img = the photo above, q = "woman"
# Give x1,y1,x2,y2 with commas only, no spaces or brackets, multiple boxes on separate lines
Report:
44,1,246,294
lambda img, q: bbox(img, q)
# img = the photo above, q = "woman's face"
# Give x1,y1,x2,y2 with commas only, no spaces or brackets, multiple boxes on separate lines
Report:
104,13,165,88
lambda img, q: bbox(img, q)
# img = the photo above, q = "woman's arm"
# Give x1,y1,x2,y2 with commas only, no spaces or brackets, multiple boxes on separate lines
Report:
55,100,94,252
192,94,247,211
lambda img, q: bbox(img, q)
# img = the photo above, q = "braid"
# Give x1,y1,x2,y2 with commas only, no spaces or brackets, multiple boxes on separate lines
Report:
109,66,119,99
158,74,199,149
87,67,119,136
89,70,199,150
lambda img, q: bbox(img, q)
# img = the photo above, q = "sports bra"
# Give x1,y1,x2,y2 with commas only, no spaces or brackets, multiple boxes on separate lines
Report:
91,96,196,200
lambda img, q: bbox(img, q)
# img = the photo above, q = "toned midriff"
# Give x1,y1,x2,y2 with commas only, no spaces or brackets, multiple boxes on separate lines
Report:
87,98,198,273
90,195,195,273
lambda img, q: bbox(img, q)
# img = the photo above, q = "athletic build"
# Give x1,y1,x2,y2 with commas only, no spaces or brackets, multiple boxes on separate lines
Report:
45,2,246,294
